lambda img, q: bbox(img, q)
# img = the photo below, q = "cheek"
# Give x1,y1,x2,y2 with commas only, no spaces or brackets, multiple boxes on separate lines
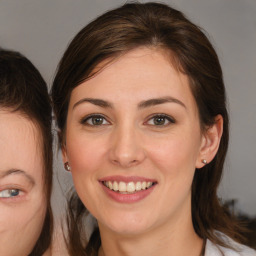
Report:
67,136,104,173
148,133,200,172
0,197,46,229
66,134,109,195
66,136,109,216
145,135,200,219
0,199,46,250
145,129,202,204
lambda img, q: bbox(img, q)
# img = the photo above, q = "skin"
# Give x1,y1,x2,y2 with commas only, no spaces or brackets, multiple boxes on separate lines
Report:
63,47,223,256
0,110,47,256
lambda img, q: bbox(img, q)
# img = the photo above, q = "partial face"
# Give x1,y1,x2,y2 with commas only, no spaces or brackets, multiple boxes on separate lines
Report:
64,48,208,236
0,110,46,256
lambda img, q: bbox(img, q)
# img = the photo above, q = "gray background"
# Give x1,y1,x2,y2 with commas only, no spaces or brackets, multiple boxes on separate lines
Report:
0,0,255,216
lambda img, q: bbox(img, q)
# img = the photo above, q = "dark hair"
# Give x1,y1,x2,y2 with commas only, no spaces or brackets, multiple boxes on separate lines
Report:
51,2,244,255
0,49,53,255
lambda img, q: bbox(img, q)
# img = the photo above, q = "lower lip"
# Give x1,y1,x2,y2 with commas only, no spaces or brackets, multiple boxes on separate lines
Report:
100,182,156,203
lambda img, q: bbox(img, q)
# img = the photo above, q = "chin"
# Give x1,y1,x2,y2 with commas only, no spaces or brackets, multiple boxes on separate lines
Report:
98,213,154,237
109,225,149,237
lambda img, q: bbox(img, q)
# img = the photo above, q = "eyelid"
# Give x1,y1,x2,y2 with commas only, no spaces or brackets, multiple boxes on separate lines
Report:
79,113,111,126
144,113,176,126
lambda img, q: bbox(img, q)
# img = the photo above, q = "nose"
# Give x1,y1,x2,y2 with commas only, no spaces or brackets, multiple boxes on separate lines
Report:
109,124,146,168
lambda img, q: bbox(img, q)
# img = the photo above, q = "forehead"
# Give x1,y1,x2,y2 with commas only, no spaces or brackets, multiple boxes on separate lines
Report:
0,110,43,178
70,47,197,113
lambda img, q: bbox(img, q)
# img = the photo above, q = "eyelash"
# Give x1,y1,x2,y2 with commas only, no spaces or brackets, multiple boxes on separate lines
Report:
80,113,175,127
145,114,175,127
80,114,110,126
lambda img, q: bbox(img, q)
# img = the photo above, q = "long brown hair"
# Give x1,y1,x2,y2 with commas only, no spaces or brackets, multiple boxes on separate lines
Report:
51,2,244,255
0,49,53,255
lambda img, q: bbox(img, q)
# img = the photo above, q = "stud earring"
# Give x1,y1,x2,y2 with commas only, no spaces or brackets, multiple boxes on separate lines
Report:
64,162,71,171
202,159,207,165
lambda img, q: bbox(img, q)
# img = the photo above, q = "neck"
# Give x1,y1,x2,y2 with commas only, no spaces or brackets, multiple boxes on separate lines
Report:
98,211,203,256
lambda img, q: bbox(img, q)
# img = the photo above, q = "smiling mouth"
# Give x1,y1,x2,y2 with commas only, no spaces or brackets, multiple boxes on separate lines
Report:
102,181,156,194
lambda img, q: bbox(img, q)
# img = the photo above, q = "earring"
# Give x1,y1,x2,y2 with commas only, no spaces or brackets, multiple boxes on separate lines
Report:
64,162,71,171
201,159,207,165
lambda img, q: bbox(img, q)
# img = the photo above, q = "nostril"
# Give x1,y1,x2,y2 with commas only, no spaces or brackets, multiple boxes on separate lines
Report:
111,158,138,167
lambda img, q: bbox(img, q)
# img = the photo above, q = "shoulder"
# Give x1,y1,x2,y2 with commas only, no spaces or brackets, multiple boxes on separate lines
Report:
205,232,256,256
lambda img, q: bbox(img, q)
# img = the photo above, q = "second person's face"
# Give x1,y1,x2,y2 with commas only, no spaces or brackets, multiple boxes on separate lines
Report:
63,47,206,236
0,110,46,256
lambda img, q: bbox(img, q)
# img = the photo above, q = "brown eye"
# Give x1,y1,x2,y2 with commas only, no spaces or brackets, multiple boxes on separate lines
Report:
91,116,104,125
146,114,175,126
153,116,166,125
81,115,110,126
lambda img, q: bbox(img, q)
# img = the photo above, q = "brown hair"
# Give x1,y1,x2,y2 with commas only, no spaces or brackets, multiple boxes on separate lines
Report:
0,49,53,255
51,2,244,255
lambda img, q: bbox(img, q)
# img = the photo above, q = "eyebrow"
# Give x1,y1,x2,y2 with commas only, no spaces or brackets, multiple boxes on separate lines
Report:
73,98,113,109
73,96,186,110
138,97,186,109
0,169,35,186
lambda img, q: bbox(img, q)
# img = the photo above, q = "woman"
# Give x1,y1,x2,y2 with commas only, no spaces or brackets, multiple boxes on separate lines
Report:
0,49,53,256
51,2,256,256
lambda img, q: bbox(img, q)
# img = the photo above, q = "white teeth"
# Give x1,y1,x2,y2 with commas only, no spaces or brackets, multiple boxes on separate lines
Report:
119,182,126,192
104,180,154,193
127,182,135,192
135,182,142,191
108,181,113,190
147,182,152,187
113,181,118,191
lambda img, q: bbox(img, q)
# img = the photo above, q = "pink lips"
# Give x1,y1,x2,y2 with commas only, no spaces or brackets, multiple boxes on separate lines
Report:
99,176,157,203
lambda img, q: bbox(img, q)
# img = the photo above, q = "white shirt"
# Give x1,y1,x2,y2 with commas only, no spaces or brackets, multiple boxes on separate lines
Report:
205,233,256,256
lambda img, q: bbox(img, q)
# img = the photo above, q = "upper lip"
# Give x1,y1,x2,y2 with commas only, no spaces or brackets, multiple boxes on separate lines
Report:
99,175,157,183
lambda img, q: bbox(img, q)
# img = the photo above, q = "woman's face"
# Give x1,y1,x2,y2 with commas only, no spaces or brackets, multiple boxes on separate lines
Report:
0,110,46,256
63,48,210,236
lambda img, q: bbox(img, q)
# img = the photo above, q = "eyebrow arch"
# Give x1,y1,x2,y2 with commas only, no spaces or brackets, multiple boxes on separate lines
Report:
0,169,35,186
73,98,113,110
138,97,186,109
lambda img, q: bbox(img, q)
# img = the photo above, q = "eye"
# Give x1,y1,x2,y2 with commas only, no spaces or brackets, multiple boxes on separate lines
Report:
80,114,110,126
0,189,20,198
146,114,175,126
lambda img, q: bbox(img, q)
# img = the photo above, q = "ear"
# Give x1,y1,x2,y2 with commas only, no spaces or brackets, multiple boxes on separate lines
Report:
58,129,69,164
60,130,69,165
196,115,223,168
61,143,69,164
